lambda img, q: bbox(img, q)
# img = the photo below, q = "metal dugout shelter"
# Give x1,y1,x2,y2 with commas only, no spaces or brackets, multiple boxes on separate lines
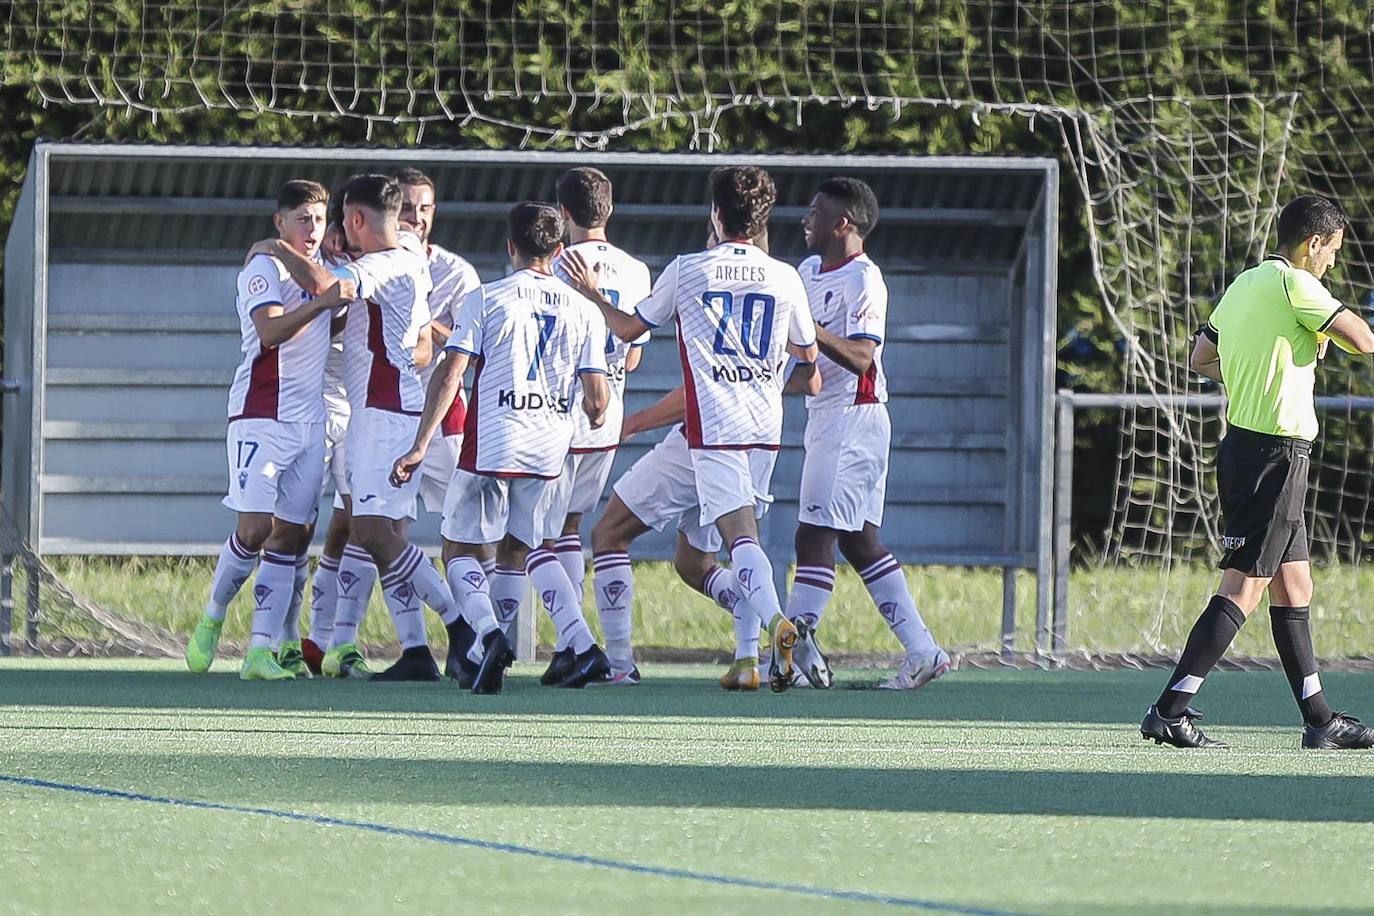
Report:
3,143,1058,652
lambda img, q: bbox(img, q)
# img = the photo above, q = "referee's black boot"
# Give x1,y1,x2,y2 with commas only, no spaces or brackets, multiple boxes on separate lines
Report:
1140,705,1226,748
540,646,576,686
1302,712,1374,749
471,628,513,695
371,646,441,682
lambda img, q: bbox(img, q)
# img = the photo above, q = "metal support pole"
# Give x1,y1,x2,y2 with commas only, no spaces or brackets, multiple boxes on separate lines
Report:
0,553,12,656
1052,392,1075,656
24,555,40,654
1000,566,1017,658
512,581,537,663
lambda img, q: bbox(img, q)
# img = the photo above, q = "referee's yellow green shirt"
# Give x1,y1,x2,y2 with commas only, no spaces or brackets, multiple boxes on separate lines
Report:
1203,255,1345,441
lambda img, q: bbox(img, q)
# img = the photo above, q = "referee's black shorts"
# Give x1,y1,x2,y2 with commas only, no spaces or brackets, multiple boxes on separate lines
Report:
1217,425,1311,577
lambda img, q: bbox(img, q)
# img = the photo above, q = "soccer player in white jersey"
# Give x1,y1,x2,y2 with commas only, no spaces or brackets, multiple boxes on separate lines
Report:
488,167,651,687
184,180,353,680
254,174,499,683
567,166,821,692
783,178,950,690
299,185,360,674
395,168,483,519
393,202,612,691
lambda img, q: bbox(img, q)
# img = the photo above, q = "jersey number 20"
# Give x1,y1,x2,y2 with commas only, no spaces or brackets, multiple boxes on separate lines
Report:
704,290,775,358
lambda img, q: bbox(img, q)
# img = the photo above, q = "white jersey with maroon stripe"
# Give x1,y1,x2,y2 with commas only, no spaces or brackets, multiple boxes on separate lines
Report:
801,252,889,408
337,245,433,415
553,239,652,451
424,242,481,436
448,268,608,479
636,241,815,449
228,253,332,423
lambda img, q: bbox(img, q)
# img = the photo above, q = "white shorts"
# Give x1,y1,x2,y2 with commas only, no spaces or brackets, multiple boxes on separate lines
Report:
324,407,350,509
222,418,326,525
345,407,422,520
689,447,777,527
798,404,890,532
417,433,461,515
562,449,617,517
441,469,561,549
613,425,768,555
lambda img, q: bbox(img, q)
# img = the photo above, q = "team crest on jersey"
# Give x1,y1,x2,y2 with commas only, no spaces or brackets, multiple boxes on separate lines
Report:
463,571,485,590
878,601,900,625
238,471,248,490
247,274,270,297
338,571,357,593
540,589,559,612
601,580,627,608
253,584,272,607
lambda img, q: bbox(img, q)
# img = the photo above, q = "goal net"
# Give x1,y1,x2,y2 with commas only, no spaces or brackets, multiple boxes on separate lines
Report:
4,2,1374,659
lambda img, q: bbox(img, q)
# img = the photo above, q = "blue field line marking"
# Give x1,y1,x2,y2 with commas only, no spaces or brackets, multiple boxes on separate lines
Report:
1,773,1013,915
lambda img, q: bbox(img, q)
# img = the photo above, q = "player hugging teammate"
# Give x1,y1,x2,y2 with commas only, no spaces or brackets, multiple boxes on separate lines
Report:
184,164,949,695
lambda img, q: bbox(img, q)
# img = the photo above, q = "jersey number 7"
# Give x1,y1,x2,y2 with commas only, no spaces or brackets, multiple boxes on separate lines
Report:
528,313,558,381
704,290,776,358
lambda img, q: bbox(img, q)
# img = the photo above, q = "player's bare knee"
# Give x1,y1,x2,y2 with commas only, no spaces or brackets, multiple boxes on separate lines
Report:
562,513,583,538
837,526,886,570
262,520,304,554
234,514,274,552
795,522,838,567
673,545,713,592
591,506,636,555
497,534,531,569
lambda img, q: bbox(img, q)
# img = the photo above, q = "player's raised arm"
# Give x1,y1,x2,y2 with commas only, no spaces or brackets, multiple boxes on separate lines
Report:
562,248,663,343
246,236,340,297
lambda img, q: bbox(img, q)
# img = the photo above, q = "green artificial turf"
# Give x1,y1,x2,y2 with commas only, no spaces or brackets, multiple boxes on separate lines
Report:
3,660,1374,914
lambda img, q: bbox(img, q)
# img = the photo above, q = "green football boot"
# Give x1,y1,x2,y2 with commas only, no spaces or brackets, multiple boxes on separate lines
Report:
240,646,295,681
275,640,312,678
321,642,373,679
184,614,224,673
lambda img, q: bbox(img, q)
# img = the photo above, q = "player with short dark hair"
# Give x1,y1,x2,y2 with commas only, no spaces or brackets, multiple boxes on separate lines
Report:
508,167,654,686
564,165,822,692
783,176,950,691
1142,194,1374,748
392,201,612,691
185,179,353,680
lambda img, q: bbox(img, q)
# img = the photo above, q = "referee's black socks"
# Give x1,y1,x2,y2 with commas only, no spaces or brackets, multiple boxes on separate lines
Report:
1157,595,1248,718
1270,605,1335,727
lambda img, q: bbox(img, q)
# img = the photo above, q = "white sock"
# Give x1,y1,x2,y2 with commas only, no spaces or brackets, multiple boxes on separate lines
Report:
329,545,377,649
249,550,296,650
859,554,939,659
446,556,500,663
527,548,594,654
489,566,526,633
786,565,836,628
553,534,586,603
704,565,756,660
381,543,456,650
276,556,310,649
592,551,633,669
728,537,783,631
205,533,258,621
308,554,340,646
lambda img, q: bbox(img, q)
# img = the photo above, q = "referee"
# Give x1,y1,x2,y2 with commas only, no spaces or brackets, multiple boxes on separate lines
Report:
1142,195,1374,749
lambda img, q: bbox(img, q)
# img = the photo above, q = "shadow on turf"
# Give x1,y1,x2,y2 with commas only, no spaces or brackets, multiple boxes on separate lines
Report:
6,749,1373,823
1,665,1364,726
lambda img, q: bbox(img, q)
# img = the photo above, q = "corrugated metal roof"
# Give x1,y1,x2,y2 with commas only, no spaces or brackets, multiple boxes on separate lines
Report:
43,144,1047,269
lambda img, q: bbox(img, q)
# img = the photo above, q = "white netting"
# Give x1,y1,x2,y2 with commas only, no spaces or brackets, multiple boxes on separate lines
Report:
5,3,1374,655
